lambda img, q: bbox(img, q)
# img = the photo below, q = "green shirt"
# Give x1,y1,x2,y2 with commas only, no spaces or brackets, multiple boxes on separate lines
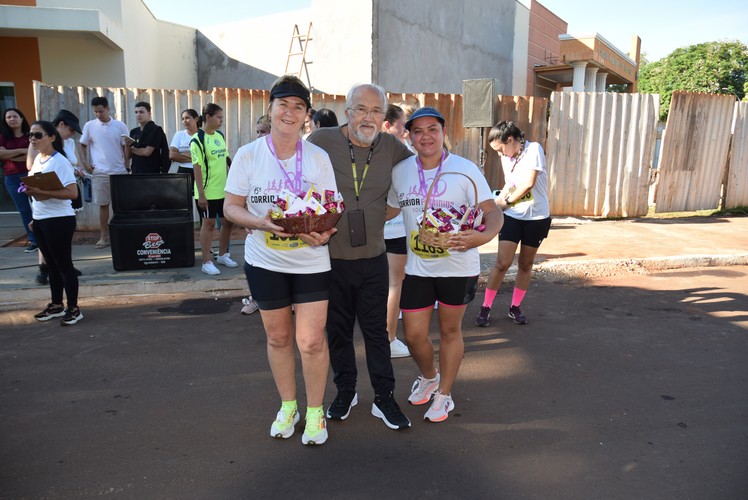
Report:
190,130,228,200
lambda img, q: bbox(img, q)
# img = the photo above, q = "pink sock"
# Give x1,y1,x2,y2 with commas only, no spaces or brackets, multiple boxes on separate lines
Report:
511,288,526,307
483,289,498,308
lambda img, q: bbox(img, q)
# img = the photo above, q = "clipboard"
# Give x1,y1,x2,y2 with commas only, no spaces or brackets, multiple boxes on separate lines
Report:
21,172,65,191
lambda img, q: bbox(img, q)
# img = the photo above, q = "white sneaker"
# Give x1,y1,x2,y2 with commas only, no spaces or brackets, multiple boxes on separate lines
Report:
424,391,454,422
390,338,410,358
270,407,300,439
408,372,440,405
216,253,238,267
241,297,259,315
201,261,221,275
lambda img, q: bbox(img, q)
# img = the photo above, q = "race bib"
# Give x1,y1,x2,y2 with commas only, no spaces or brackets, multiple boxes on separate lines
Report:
506,186,534,207
409,230,449,259
264,232,308,251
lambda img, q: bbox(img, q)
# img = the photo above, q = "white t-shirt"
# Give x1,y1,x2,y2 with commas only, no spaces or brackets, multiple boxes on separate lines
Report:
63,138,78,167
29,151,76,220
388,153,493,277
501,141,550,220
170,129,194,169
225,138,338,274
384,212,406,240
79,118,129,174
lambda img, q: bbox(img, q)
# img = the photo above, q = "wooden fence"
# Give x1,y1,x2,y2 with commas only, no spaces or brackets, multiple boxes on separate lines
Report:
726,101,748,208
546,91,660,217
32,82,548,228
655,91,737,212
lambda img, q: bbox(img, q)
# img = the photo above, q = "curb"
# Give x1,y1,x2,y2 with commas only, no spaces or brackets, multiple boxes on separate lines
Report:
534,253,748,279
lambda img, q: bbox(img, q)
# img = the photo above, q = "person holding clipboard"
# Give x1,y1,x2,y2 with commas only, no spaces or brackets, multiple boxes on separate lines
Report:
23,120,82,326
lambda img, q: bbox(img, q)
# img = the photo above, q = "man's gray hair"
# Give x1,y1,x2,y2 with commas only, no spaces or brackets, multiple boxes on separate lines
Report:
346,84,387,109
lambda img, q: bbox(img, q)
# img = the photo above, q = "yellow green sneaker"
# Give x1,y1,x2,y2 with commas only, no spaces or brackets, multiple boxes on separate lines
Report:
302,409,328,445
270,407,299,439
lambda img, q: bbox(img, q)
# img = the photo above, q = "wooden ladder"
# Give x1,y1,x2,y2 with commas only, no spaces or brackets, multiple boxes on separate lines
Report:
284,23,313,90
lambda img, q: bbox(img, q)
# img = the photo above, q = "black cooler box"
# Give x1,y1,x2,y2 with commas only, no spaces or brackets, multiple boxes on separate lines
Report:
109,174,195,271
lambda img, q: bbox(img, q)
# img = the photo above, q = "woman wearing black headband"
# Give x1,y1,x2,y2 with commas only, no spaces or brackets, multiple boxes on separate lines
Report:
224,75,338,445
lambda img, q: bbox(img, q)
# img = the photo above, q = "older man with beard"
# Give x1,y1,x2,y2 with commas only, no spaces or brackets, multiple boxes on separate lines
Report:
308,84,413,430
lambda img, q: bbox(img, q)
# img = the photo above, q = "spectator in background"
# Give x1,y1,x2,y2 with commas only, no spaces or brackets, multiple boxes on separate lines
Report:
169,108,201,192
124,101,169,174
0,107,35,252
256,114,271,138
79,96,129,249
31,110,84,286
24,120,82,326
381,103,410,359
191,103,237,276
475,121,551,327
311,108,338,129
302,107,316,139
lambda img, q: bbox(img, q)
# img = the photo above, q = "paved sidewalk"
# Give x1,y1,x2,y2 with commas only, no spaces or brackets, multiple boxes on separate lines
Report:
1,214,747,305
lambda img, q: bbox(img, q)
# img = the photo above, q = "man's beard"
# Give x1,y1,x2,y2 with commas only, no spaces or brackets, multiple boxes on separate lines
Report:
351,126,377,146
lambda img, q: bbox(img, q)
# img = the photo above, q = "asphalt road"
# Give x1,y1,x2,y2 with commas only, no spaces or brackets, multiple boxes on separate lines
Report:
1,267,747,499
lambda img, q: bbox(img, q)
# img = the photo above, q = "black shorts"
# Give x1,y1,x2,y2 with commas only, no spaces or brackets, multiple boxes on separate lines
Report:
197,198,225,220
177,167,195,195
244,262,330,310
400,275,478,311
499,214,551,248
385,236,407,255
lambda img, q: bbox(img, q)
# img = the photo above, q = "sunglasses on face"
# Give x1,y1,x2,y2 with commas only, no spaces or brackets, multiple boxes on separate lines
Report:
28,132,46,140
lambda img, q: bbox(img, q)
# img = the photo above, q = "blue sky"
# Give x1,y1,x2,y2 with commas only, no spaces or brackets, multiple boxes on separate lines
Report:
143,0,747,62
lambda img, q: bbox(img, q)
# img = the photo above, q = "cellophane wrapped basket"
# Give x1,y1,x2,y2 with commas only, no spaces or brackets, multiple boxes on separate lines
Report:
273,212,342,234
418,171,479,249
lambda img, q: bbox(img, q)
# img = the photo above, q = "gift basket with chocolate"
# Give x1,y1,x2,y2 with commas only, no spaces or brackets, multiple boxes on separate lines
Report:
269,187,345,234
418,172,486,249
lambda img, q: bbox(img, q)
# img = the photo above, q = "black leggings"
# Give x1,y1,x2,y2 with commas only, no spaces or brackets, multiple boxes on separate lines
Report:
33,216,78,309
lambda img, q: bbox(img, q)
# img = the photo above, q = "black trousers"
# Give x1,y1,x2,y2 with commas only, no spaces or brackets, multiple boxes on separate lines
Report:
33,216,78,309
327,253,395,396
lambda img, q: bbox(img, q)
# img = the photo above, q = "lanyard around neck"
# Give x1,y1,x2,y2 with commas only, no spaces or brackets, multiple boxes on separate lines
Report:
416,150,446,199
347,139,374,201
266,135,303,192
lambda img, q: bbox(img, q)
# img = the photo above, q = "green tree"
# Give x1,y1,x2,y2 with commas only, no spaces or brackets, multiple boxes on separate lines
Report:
638,41,748,121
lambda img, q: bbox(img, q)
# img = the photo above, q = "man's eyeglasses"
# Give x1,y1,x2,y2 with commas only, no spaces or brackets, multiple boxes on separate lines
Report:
348,107,385,118
28,132,46,140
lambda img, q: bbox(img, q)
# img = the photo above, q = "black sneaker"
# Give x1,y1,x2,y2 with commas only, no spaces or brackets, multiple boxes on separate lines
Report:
326,391,358,420
508,305,527,324
371,392,411,430
34,303,65,321
24,242,38,253
475,306,491,327
60,307,83,326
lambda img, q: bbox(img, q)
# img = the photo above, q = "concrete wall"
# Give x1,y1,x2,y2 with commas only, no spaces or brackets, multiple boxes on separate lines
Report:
198,0,518,96
198,9,314,91
313,0,373,94
513,0,530,96
374,0,515,94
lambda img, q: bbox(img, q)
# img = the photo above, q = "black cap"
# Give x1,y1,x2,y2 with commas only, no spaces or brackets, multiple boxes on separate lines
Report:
52,109,82,134
270,80,312,110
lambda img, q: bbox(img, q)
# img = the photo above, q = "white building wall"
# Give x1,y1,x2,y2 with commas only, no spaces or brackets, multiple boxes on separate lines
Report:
35,0,196,90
